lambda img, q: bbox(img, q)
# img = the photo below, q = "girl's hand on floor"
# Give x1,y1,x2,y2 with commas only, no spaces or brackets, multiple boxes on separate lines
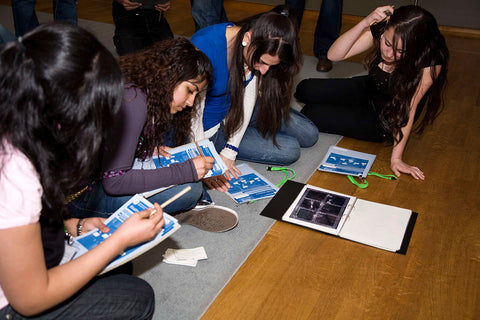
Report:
391,158,425,180
220,155,241,180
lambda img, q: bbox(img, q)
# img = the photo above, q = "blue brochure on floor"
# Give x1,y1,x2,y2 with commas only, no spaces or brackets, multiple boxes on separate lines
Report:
225,163,278,204
63,194,180,274
318,146,376,178
132,139,227,178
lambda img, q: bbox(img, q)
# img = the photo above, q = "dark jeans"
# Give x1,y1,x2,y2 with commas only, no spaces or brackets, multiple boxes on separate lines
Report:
285,0,343,57
11,0,77,37
296,76,386,142
112,1,173,55
0,273,154,319
190,0,227,30
67,180,203,218
209,108,319,165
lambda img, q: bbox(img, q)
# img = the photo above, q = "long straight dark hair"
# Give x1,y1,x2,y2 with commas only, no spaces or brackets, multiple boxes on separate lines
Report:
365,5,449,143
226,5,302,144
0,23,123,219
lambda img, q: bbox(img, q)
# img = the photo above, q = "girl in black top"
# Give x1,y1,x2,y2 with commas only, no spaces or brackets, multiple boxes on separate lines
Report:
295,5,448,180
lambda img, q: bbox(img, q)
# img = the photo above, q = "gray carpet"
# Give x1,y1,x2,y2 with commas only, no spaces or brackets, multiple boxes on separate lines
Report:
0,6,367,319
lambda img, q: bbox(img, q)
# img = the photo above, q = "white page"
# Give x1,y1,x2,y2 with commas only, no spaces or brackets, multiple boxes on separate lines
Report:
339,199,412,252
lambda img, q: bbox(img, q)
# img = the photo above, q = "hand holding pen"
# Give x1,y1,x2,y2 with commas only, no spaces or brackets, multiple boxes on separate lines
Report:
193,141,215,179
112,185,193,247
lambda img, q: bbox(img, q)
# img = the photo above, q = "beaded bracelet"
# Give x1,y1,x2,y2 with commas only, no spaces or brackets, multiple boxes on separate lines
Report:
77,219,84,236
225,144,239,152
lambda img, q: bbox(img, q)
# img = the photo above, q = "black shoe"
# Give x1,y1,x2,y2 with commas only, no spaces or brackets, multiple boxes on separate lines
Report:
316,56,333,72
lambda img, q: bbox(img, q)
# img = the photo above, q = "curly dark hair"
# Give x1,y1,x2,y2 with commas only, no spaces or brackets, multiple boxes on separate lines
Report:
365,5,449,143
0,23,123,219
118,38,213,159
227,5,302,145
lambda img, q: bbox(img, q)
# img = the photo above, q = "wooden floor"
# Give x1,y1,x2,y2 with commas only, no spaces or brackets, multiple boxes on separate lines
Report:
4,1,479,319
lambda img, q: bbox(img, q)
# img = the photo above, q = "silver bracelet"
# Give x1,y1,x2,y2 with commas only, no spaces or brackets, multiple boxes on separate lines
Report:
76,218,84,236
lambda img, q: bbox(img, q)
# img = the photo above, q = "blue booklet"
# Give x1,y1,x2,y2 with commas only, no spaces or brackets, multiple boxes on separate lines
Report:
225,163,278,204
318,146,376,178
63,194,180,274
132,139,227,178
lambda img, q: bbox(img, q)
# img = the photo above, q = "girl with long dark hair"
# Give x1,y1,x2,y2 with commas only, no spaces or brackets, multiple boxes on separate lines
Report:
296,5,449,180
67,38,229,218
0,23,162,319
190,5,319,191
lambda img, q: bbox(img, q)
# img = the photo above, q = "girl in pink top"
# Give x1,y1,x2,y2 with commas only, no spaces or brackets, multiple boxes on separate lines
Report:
0,24,162,319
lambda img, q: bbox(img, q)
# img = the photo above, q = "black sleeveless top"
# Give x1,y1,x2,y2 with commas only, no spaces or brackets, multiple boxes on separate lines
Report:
40,216,65,269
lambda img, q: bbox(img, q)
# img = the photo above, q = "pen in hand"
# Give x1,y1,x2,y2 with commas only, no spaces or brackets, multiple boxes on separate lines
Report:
195,141,205,157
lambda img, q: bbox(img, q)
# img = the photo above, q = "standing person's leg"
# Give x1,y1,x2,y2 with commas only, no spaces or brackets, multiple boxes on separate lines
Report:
0,24,16,44
145,10,174,44
112,2,147,55
52,0,77,25
190,0,227,31
285,0,305,27
314,0,343,72
0,274,155,319
11,0,38,37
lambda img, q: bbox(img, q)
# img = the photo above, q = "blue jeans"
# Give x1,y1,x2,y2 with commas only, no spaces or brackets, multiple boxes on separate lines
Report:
11,0,77,37
0,273,154,319
286,0,342,57
67,180,203,218
190,0,227,30
210,108,319,165
0,24,16,44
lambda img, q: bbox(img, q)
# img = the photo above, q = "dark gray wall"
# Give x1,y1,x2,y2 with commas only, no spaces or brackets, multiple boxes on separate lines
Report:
239,0,480,29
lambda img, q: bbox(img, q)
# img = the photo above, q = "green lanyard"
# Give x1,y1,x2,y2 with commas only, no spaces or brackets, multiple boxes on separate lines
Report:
266,166,296,187
347,172,397,188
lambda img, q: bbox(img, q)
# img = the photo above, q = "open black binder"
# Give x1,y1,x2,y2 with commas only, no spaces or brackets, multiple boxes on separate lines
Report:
260,180,417,254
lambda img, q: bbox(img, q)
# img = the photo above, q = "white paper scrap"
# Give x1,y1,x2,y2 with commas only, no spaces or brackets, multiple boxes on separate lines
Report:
162,247,208,267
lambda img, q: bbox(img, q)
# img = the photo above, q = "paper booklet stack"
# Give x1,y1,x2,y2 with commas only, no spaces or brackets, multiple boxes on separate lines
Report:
225,163,279,203
132,139,228,198
62,194,180,274
260,181,417,254
318,146,376,178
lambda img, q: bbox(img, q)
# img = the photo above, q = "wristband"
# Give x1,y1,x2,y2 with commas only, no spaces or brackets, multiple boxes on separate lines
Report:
225,143,239,152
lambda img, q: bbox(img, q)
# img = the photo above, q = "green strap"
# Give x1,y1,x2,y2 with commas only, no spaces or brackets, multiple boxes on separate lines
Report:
347,171,397,188
266,166,296,187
